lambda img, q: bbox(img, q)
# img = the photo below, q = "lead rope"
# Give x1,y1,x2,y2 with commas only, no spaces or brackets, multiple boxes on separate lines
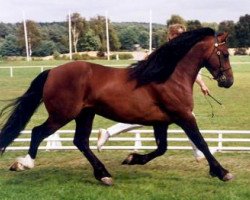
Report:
204,93,223,118
199,73,223,117
204,95,214,118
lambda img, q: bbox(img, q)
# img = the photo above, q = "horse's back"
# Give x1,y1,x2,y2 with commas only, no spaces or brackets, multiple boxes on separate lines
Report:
42,61,128,119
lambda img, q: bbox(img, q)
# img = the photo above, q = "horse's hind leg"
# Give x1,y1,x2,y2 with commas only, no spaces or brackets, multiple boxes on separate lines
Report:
73,109,113,186
9,118,65,171
122,123,168,165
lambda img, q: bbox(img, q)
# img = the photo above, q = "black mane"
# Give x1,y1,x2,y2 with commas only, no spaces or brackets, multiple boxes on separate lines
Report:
128,27,215,86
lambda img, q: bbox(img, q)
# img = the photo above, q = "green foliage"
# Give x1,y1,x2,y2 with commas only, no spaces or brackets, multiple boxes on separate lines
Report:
119,26,139,50
72,53,93,60
17,20,42,56
138,31,149,49
89,15,120,51
0,13,249,58
218,21,237,48
110,53,133,60
152,28,166,48
235,14,250,47
187,20,202,31
33,40,56,56
0,34,21,56
53,51,60,60
78,30,101,51
70,13,88,53
109,27,121,51
0,22,14,38
167,15,186,27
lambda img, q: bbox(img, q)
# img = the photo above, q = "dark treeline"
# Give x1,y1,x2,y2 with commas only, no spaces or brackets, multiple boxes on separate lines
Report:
0,14,249,57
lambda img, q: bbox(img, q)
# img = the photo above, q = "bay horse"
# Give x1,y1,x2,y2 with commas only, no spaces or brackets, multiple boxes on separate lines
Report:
0,28,234,185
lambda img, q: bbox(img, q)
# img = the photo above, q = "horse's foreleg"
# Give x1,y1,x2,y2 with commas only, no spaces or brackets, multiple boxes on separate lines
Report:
73,109,113,186
122,124,168,165
176,115,233,181
9,118,64,171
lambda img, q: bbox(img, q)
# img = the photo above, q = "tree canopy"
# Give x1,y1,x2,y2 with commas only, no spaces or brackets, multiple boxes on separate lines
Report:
0,13,249,57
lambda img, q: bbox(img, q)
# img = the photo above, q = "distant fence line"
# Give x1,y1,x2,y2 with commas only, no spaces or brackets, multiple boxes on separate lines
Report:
0,65,128,77
0,62,250,77
5,129,250,152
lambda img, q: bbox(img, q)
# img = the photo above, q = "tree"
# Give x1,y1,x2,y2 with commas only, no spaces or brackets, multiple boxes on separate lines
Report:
235,14,250,47
0,23,13,38
39,22,69,54
118,26,139,50
0,34,21,56
187,20,202,31
70,13,88,53
17,20,42,56
138,31,149,49
32,40,56,56
109,27,121,51
89,16,106,51
167,15,186,27
152,28,166,48
218,21,237,48
78,30,101,51
89,15,120,51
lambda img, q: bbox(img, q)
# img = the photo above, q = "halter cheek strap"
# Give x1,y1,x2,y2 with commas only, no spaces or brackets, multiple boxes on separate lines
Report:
212,33,230,80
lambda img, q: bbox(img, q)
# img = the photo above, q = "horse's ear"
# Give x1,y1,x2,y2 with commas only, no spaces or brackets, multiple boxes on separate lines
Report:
220,32,229,42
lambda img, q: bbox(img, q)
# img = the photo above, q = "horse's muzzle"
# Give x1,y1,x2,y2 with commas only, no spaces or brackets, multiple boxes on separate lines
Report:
218,76,234,88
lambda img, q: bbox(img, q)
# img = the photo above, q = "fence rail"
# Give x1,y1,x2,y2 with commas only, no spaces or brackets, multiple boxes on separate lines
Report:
0,65,128,77
5,129,250,152
1,62,249,77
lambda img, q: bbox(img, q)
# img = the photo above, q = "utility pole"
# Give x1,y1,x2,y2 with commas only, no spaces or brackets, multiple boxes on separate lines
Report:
68,11,72,60
22,12,30,61
105,11,110,60
149,10,152,54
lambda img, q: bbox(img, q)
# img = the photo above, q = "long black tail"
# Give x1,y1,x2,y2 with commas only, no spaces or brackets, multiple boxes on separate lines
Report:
0,70,50,151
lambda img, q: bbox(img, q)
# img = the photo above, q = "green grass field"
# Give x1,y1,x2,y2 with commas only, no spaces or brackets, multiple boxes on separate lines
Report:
0,56,250,200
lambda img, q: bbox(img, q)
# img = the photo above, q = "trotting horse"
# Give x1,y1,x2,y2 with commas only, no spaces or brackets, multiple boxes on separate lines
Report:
0,28,234,185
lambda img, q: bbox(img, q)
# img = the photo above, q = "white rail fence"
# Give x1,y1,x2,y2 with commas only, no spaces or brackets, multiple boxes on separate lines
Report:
1,62,249,78
5,129,250,152
0,65,128,77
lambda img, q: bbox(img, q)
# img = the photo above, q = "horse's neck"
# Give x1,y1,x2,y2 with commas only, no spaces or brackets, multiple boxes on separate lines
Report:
174,44,204,86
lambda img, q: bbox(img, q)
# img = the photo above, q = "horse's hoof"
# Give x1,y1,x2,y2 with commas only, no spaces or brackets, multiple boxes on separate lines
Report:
101,177,113,186
223,173,234,181
9,162,26,171
122,154,133,165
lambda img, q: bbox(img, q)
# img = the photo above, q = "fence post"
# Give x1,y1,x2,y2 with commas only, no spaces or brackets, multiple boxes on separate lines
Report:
46,132,62,150
134,131,142,152
41,66,44,72
218,131,223,152
10,67,13,77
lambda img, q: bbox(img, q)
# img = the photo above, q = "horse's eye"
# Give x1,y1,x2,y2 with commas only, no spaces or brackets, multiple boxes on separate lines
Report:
224,54,229,59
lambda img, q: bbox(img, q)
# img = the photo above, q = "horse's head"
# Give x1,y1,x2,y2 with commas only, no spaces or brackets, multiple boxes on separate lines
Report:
204,33,234,88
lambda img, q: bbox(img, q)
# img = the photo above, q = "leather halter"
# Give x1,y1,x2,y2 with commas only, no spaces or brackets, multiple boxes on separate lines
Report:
207,34,231,81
